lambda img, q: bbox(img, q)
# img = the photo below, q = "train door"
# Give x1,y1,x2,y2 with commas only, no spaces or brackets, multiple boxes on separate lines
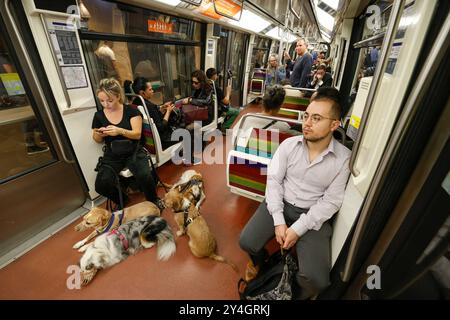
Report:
0,1,87,265
215,28,249,107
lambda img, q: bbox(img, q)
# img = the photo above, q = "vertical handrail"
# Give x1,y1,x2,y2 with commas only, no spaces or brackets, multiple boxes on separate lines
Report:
348,0,406,177
3,0,74,164
341,0,406,282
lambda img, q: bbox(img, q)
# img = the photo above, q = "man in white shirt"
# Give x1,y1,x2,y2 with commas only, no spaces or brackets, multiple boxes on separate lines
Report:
239,87,351,299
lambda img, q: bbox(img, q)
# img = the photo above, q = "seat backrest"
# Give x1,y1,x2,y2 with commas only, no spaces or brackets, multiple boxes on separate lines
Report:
228,114,301,201
237,128,295,158
275,108,303,121
128,103,157,155
282,95,310,111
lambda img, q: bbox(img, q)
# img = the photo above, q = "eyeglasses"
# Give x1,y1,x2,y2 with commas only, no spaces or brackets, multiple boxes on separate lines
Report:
302,112,337,124
192,80,200,85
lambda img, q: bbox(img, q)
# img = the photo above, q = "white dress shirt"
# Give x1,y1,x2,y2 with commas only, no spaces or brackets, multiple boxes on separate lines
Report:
266,135,351,237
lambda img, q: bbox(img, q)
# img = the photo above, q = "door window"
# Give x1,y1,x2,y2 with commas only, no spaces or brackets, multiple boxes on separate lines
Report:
0,35,54,181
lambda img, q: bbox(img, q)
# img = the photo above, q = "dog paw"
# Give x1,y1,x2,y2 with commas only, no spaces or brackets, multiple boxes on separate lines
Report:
176,230,184,237
73,240,85,249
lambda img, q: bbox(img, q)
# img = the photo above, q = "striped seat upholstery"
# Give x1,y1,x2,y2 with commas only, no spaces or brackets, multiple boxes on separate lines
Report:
129,104,156,155
228,128,295,201
282,96,309,111
275,108,302,121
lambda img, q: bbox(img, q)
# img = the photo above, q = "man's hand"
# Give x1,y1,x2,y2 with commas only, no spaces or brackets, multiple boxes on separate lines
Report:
282,228,299,250
275,224,288,246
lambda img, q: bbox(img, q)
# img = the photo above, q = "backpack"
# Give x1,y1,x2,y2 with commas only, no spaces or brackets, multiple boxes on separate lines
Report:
238,250,298,300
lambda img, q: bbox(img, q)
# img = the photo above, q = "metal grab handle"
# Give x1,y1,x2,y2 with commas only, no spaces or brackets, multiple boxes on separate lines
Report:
348,0,406,178
342,0,406,283
3,0,74,164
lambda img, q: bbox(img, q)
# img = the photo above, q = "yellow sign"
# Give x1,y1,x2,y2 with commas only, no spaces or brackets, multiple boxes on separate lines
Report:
350,115,361,129
0,73,25,96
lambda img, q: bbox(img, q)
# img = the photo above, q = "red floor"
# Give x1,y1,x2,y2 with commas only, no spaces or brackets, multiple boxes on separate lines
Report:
0,134,261,299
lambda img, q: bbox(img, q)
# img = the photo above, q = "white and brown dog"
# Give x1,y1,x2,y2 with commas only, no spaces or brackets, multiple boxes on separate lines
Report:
163,170,205,212
174,204,237,272
73,201,160,252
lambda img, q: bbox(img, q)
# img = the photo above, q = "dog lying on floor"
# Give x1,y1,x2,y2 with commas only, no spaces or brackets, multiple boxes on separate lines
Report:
174,204,237,272
163,170,205,212
73,201,160,252
79,215,176,286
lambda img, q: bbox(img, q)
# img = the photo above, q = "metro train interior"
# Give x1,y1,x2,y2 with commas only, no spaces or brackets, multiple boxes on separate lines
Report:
0,0,448,300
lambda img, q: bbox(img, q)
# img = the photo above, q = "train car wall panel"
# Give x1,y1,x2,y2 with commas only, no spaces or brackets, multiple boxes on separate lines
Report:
22,0,101,199
353,0,436,196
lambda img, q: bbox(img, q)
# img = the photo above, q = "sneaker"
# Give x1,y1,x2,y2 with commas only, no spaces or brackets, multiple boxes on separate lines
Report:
27,145,49,155
244,261,260,282
155,198,165,211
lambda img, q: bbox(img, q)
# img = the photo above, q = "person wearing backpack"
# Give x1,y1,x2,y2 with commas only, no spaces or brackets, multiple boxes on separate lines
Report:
239,87,351,299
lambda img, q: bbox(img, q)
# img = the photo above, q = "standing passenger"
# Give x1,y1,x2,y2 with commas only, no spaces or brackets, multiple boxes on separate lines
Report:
239,87,351,299
92,78,163,210
284,38,313,88
265,54,286,86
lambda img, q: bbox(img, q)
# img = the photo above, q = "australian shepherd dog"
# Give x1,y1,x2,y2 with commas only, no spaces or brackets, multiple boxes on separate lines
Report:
79,215,176,285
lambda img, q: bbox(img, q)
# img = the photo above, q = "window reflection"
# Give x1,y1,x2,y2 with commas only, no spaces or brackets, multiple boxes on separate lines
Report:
0,35,53,181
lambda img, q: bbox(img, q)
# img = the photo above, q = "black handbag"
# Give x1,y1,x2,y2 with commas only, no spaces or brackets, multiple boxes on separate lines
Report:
238,249,298,300
110,139,136,156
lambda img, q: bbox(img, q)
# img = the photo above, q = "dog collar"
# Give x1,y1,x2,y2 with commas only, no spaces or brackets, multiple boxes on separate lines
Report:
96,210,124,235
109,229,129,251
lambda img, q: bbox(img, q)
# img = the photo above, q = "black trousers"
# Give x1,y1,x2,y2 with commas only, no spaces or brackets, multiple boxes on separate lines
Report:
95,149,158,206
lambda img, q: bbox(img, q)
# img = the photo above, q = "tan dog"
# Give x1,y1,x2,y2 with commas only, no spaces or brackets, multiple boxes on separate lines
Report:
164,170,205,212
73,201,160,252
174,204,237,272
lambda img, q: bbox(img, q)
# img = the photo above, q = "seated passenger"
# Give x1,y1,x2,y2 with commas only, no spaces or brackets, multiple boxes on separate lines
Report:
306,65,333,90
206,67,240,131
239,87,351,299
124,77,180,150
182,69,214,125
92,78,163,210
232,85,292,143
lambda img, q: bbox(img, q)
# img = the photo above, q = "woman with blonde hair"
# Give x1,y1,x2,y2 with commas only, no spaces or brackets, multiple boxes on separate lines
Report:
91,78,162,209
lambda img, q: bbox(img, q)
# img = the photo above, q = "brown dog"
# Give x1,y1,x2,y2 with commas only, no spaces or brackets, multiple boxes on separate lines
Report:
164,170,205,212
174,204,237,272
73,201,160,252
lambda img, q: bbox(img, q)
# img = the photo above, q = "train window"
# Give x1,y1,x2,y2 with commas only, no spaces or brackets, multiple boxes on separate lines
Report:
251,36,272,69
0,35,54,181
81,0,202,42
82,39,201,105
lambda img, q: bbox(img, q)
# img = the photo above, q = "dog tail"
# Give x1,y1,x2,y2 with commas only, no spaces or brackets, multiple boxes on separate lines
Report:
210,254,239,273
141,217,176,261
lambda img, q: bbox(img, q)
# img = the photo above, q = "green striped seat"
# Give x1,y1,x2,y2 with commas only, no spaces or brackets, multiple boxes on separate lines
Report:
282,96,309,111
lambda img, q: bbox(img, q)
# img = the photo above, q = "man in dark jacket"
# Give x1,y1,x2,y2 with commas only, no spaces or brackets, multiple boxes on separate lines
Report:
284,38,313,88
307,65,333,89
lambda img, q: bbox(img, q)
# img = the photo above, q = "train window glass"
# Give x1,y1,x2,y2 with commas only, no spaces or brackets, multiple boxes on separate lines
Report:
251,36,272,69
81,39,201,105
82,0,202,41
0,35,54,181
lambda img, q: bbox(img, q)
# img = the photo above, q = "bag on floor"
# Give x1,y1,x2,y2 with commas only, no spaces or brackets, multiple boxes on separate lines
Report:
238,249,298,300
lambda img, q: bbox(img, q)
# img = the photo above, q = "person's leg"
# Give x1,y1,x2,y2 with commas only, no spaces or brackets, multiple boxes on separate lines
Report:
126,150,158,203
95,157,128,206
239,201,276,268
294,220,332,299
